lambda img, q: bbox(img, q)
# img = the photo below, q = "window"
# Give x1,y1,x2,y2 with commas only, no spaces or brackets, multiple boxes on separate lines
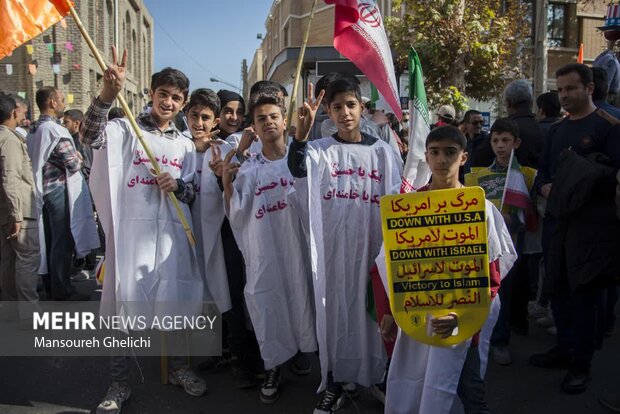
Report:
525,1,568,48
547,3,567,47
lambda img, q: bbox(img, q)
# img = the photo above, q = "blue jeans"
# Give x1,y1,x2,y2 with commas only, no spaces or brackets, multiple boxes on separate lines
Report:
42,186,75,300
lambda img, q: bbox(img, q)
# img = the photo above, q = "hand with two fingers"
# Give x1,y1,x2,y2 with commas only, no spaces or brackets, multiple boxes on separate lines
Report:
100,46,128,104
296,82,325,142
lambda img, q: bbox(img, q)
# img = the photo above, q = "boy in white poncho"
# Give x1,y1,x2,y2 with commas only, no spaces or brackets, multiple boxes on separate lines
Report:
377,126,517,414
81,48,206,414
288,75,402,413
216,91,317,404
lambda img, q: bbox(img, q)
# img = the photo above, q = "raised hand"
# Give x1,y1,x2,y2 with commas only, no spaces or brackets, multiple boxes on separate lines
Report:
238,126,258,155
221,148,240,186
194,129,221,153
100,46,128,104
208,143,224,177
296,82,325,142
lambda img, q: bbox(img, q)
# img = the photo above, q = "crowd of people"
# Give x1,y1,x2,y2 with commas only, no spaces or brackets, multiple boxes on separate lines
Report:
0,41,619,414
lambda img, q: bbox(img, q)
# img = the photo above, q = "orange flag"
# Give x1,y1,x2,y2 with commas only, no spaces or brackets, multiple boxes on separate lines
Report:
577,43,584,63
0,0,74,60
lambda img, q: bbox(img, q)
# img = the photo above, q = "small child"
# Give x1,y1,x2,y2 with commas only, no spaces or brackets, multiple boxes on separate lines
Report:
465,118,539,366
380,126,516,414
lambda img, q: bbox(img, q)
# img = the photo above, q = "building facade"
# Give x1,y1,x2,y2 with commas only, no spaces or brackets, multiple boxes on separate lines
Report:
0,0,154,118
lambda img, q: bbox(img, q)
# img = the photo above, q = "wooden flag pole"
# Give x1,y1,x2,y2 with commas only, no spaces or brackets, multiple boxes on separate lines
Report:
66,4,196,246
286,0,320,130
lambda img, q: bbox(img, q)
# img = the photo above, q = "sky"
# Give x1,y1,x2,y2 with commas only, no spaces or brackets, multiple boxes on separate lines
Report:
143,0,274,93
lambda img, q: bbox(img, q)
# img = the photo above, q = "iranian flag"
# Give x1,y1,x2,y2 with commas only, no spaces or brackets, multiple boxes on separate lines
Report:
325,0,402,119
0,0,74,60
500,150,531,210
401,47,431,193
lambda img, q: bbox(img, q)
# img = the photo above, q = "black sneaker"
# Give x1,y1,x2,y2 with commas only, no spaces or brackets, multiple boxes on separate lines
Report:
290,352,311,376
313,388,344,414
561,371,591,394
259,367,281,404
529,346,571,369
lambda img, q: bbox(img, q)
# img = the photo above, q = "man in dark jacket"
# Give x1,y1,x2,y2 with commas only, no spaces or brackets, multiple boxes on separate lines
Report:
504,80,545,168
530,63,620,394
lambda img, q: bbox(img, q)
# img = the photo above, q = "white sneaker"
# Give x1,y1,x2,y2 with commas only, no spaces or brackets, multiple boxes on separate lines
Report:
97,382,131,414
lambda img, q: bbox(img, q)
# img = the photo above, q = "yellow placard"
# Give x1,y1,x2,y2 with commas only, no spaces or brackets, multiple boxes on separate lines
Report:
380,187,490,346
66,93,74,104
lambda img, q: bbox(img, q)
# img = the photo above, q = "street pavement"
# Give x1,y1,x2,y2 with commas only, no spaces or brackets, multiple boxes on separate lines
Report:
0,277,617,414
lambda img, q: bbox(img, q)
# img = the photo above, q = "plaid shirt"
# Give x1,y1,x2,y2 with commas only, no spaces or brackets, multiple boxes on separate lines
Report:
31,116,81,195
81,97,195,204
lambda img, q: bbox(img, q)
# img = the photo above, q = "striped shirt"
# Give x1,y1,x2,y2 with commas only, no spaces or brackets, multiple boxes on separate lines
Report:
31,116,81,195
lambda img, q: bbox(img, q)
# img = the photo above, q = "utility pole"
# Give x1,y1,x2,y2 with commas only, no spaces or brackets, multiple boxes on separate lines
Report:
241,59,248,101
533,0,548,97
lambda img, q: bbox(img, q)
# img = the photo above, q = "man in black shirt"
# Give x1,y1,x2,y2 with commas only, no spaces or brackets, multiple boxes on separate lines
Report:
503,80,545,168
530,63,620,394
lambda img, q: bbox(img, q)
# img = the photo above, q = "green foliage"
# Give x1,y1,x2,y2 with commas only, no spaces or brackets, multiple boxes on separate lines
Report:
388,0,528,113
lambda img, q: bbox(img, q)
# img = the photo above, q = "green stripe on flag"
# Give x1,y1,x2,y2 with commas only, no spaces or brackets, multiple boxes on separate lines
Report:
409,47,430,127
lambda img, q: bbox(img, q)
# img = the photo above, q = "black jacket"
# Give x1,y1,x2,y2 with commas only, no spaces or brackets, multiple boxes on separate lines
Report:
509,111,545,168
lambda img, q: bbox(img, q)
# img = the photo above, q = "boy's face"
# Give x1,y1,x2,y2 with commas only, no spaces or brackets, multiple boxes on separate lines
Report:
425,139,467,179
187,105,219,140
490,131,520,161
219,101,244,135
252,103,286,144
149,86,186,124
326,92,362,134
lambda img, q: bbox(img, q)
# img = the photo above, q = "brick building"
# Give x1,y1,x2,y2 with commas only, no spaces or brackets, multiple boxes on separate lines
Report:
0,0,153,118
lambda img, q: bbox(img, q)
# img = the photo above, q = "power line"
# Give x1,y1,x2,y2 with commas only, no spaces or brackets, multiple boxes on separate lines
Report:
150,15,239,88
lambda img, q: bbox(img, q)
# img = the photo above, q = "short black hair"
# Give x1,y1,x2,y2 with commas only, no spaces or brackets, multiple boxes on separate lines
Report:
324,74,362,105
248,91,286,122
186,88,220,117
555,63,593,88
36,86,58,112
64,109,83,122
463,109,482,124
250,80,287,98
535,92,561,118
315,73,342,99
426,125,467,150
490,117,519,139
592,67,609,101
108,107,125,120
151,67,190,99
0,95,16,124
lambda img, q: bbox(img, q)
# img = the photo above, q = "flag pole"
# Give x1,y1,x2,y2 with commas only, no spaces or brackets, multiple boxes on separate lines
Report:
499,149,515,212
64,3,195,246
286,0,320,131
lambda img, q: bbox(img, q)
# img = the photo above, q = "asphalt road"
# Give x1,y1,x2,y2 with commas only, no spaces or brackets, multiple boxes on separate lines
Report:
0,277,617,414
